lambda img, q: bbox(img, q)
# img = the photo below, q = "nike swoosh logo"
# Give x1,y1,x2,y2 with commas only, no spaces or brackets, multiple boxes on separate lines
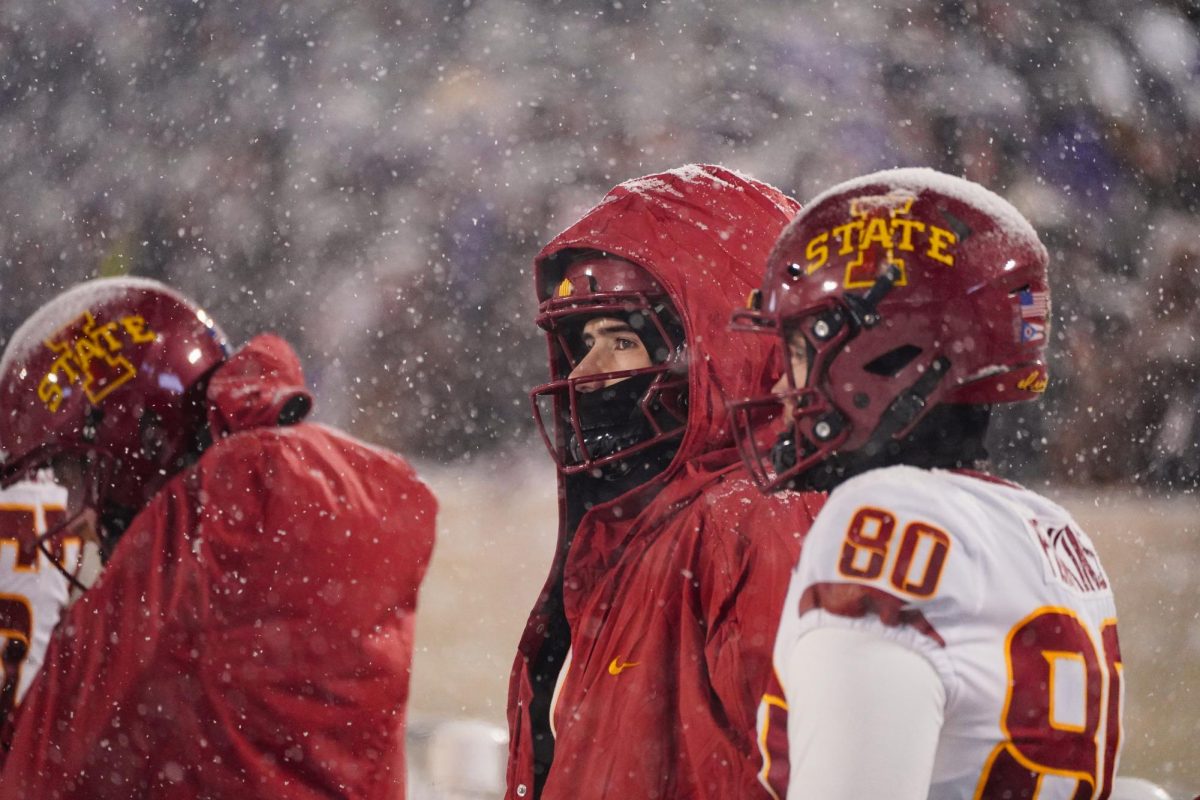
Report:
608,657,640,676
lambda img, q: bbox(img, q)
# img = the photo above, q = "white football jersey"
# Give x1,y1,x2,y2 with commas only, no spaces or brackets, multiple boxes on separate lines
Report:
0,478,74,724
771,465,1123,800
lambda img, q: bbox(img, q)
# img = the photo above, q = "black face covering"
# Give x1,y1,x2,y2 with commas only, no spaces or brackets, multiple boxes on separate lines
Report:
771,428,801,477
566,372,661,466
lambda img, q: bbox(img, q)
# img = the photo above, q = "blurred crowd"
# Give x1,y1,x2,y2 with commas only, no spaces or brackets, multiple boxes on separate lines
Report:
1,0,1198,486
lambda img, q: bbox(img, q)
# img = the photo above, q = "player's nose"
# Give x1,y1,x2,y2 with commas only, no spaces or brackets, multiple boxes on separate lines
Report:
772,370,798,419
568,348,609,392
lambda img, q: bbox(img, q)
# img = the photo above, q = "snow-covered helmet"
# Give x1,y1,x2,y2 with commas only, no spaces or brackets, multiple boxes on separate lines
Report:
730,168,1050,491
0,277,228,541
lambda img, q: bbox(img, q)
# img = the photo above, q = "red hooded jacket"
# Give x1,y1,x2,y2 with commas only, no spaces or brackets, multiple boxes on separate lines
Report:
506,166,825,799
1,335,437,799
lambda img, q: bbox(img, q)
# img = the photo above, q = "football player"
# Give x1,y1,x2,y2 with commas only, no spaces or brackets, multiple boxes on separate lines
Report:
730,168,1124,799
0,277,437,799
507,165,825,799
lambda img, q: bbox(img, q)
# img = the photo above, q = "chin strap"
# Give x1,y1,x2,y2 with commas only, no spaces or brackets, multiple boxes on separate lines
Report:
788,356,954,492
873,356,952,443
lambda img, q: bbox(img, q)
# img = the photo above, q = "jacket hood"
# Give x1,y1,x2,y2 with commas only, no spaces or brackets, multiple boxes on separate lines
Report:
536,164,800,475
206,333,314,437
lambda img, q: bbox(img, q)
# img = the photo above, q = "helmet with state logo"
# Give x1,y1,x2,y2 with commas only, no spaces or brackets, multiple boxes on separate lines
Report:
530,253,687,474
0,277,229,540
730,167,1050,491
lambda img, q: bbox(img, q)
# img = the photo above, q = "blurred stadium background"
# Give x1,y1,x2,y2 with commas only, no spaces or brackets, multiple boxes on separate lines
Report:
0,0,1196,795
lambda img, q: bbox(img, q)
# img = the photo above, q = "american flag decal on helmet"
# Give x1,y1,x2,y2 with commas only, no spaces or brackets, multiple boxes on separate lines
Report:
1017,288,1048,343
1018,288,1048,318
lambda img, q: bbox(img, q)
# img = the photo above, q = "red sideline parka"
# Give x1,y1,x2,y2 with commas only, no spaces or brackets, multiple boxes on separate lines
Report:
506,165,825,799
1,334,437,800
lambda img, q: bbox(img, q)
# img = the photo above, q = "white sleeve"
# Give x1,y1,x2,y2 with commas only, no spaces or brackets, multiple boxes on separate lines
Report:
781,626,945,800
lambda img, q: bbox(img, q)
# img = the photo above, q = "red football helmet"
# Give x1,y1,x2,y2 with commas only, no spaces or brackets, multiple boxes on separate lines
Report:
0,277,229,544
730,168,1050,491
531,253,687,474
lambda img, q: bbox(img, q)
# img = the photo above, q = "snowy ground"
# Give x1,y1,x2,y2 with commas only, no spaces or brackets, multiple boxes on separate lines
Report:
410,452,1200,795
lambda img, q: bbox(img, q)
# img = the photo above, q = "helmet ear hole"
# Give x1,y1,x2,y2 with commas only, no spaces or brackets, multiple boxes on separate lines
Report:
863,344,923,377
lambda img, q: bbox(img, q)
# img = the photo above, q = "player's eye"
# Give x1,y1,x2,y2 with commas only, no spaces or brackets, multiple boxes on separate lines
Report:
788,330,808,354
614,336,641,351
